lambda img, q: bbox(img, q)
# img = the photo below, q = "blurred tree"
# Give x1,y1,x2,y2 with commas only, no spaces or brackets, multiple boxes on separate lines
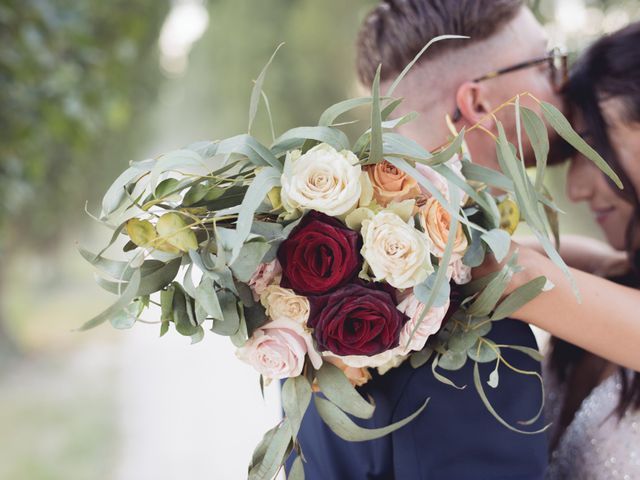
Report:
0,0,169,360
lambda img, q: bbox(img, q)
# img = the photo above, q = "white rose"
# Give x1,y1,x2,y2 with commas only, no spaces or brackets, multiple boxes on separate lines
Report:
236,319,322,380
325,348,401,369
361,211,434,288
260,285,310,324
376,352,408,375
281,143,362,216
397,293,449,354
447,257,472,285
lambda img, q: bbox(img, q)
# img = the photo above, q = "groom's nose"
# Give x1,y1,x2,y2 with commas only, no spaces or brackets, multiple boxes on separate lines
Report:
566,156,594,202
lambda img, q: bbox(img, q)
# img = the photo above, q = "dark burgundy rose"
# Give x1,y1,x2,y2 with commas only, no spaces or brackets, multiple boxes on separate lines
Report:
277,211,362,295
308,283,408,357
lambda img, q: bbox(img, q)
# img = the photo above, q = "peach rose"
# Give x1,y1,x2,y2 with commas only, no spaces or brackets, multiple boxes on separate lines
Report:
367,160,421,207
419,197,468,257
325,356,372,387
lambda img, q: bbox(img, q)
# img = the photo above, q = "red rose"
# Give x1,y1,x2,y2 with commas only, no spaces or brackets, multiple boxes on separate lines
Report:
308,283,407,357
277,211,362,295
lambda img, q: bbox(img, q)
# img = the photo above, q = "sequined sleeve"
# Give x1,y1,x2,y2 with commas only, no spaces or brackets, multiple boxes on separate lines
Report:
545,370,640,480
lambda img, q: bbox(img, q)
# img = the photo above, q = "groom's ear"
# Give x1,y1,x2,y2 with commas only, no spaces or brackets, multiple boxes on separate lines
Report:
455,82,494,129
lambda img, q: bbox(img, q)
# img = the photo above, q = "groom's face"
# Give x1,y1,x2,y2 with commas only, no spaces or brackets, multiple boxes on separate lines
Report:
467,8,565,164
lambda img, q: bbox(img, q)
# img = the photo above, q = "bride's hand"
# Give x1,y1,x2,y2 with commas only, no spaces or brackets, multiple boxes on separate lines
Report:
471,242,543,296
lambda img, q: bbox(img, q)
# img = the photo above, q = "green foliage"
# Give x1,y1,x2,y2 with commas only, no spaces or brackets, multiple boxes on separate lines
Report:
0,0,169,247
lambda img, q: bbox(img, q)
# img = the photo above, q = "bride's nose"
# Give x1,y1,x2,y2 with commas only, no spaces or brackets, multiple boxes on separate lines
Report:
566,156,595,202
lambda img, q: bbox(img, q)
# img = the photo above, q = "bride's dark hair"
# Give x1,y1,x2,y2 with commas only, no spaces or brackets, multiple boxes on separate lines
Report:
550,21,640,448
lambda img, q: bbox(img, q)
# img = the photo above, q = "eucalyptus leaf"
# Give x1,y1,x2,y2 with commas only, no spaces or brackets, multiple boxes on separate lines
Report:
462,229,485,268
190,326,205,344
368,65,383,165
316,362,375,419
409,347,434,369
271,127,350,156
78,269,141,331
109,301,141,330
248,43,284,135
427,128,465,166
230,240,270,282
319,97,373,127
438,350,467,371
481,229,511,263
467,338,499,363
314,396,429,442
491,276,547,320
248,420,292,480
414,272,450,308
232,166,281,262
211,290,241,336
540,101,622,188
288,456,305,480
473,362,549,434
520,106,549,191
282,376,312,439
431,355,467,389
386,34,469,96
460,161,514,192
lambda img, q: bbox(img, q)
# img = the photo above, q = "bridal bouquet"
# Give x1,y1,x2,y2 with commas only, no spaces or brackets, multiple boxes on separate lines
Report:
80,40,620,480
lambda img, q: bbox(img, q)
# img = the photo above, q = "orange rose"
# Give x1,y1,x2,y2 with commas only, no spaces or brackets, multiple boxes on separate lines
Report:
419,197,468,257
325,356,372,387
367,160,421,207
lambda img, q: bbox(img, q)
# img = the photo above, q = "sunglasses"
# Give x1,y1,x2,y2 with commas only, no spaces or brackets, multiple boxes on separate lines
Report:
452,48,568,122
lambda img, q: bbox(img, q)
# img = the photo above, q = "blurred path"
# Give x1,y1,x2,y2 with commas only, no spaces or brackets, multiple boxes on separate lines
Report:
114,320,281,480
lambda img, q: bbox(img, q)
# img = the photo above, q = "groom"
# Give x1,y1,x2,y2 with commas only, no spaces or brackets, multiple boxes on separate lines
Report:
288,1,565,478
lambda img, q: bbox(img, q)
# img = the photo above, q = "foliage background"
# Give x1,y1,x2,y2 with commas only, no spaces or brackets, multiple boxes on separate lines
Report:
0,0,638,478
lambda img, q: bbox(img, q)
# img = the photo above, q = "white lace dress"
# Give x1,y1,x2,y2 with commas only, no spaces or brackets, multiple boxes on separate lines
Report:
545,368,640,479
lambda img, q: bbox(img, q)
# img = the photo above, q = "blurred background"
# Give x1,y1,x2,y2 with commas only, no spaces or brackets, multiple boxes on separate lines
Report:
1,0,638,479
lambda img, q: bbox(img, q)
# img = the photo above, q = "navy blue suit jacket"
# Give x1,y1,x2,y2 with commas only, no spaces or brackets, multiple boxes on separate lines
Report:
286,319,548,479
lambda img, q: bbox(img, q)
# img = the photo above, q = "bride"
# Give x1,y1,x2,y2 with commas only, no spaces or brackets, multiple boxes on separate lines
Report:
480,22,640,479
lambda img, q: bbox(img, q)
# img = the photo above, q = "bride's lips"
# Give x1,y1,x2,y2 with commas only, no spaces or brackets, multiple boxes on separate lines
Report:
592,206,615,224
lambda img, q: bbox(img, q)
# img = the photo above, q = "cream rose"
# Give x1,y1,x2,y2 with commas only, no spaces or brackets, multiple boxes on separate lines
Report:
361,211,434,288
260,285,310,324
281,143,362,216
419,197,468,257
248,260,282,301
397,293,449,354
366,160,421,207
236,318,322,380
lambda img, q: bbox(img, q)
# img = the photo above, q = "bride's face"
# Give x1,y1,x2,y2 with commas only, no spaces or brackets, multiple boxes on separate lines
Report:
566,98,640,251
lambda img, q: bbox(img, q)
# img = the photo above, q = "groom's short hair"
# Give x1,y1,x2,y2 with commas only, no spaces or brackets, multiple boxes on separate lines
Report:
356,0,523,86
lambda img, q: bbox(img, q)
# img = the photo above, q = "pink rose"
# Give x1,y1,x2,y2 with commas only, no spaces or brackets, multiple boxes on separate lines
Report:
447,257,472,285
396,293,449,354
415,155,466,205
248,260,282,301
236,319,321,380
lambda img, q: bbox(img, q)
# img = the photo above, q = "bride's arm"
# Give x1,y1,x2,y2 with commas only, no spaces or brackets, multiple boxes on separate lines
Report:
516,234,628,275
475,246,640,371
